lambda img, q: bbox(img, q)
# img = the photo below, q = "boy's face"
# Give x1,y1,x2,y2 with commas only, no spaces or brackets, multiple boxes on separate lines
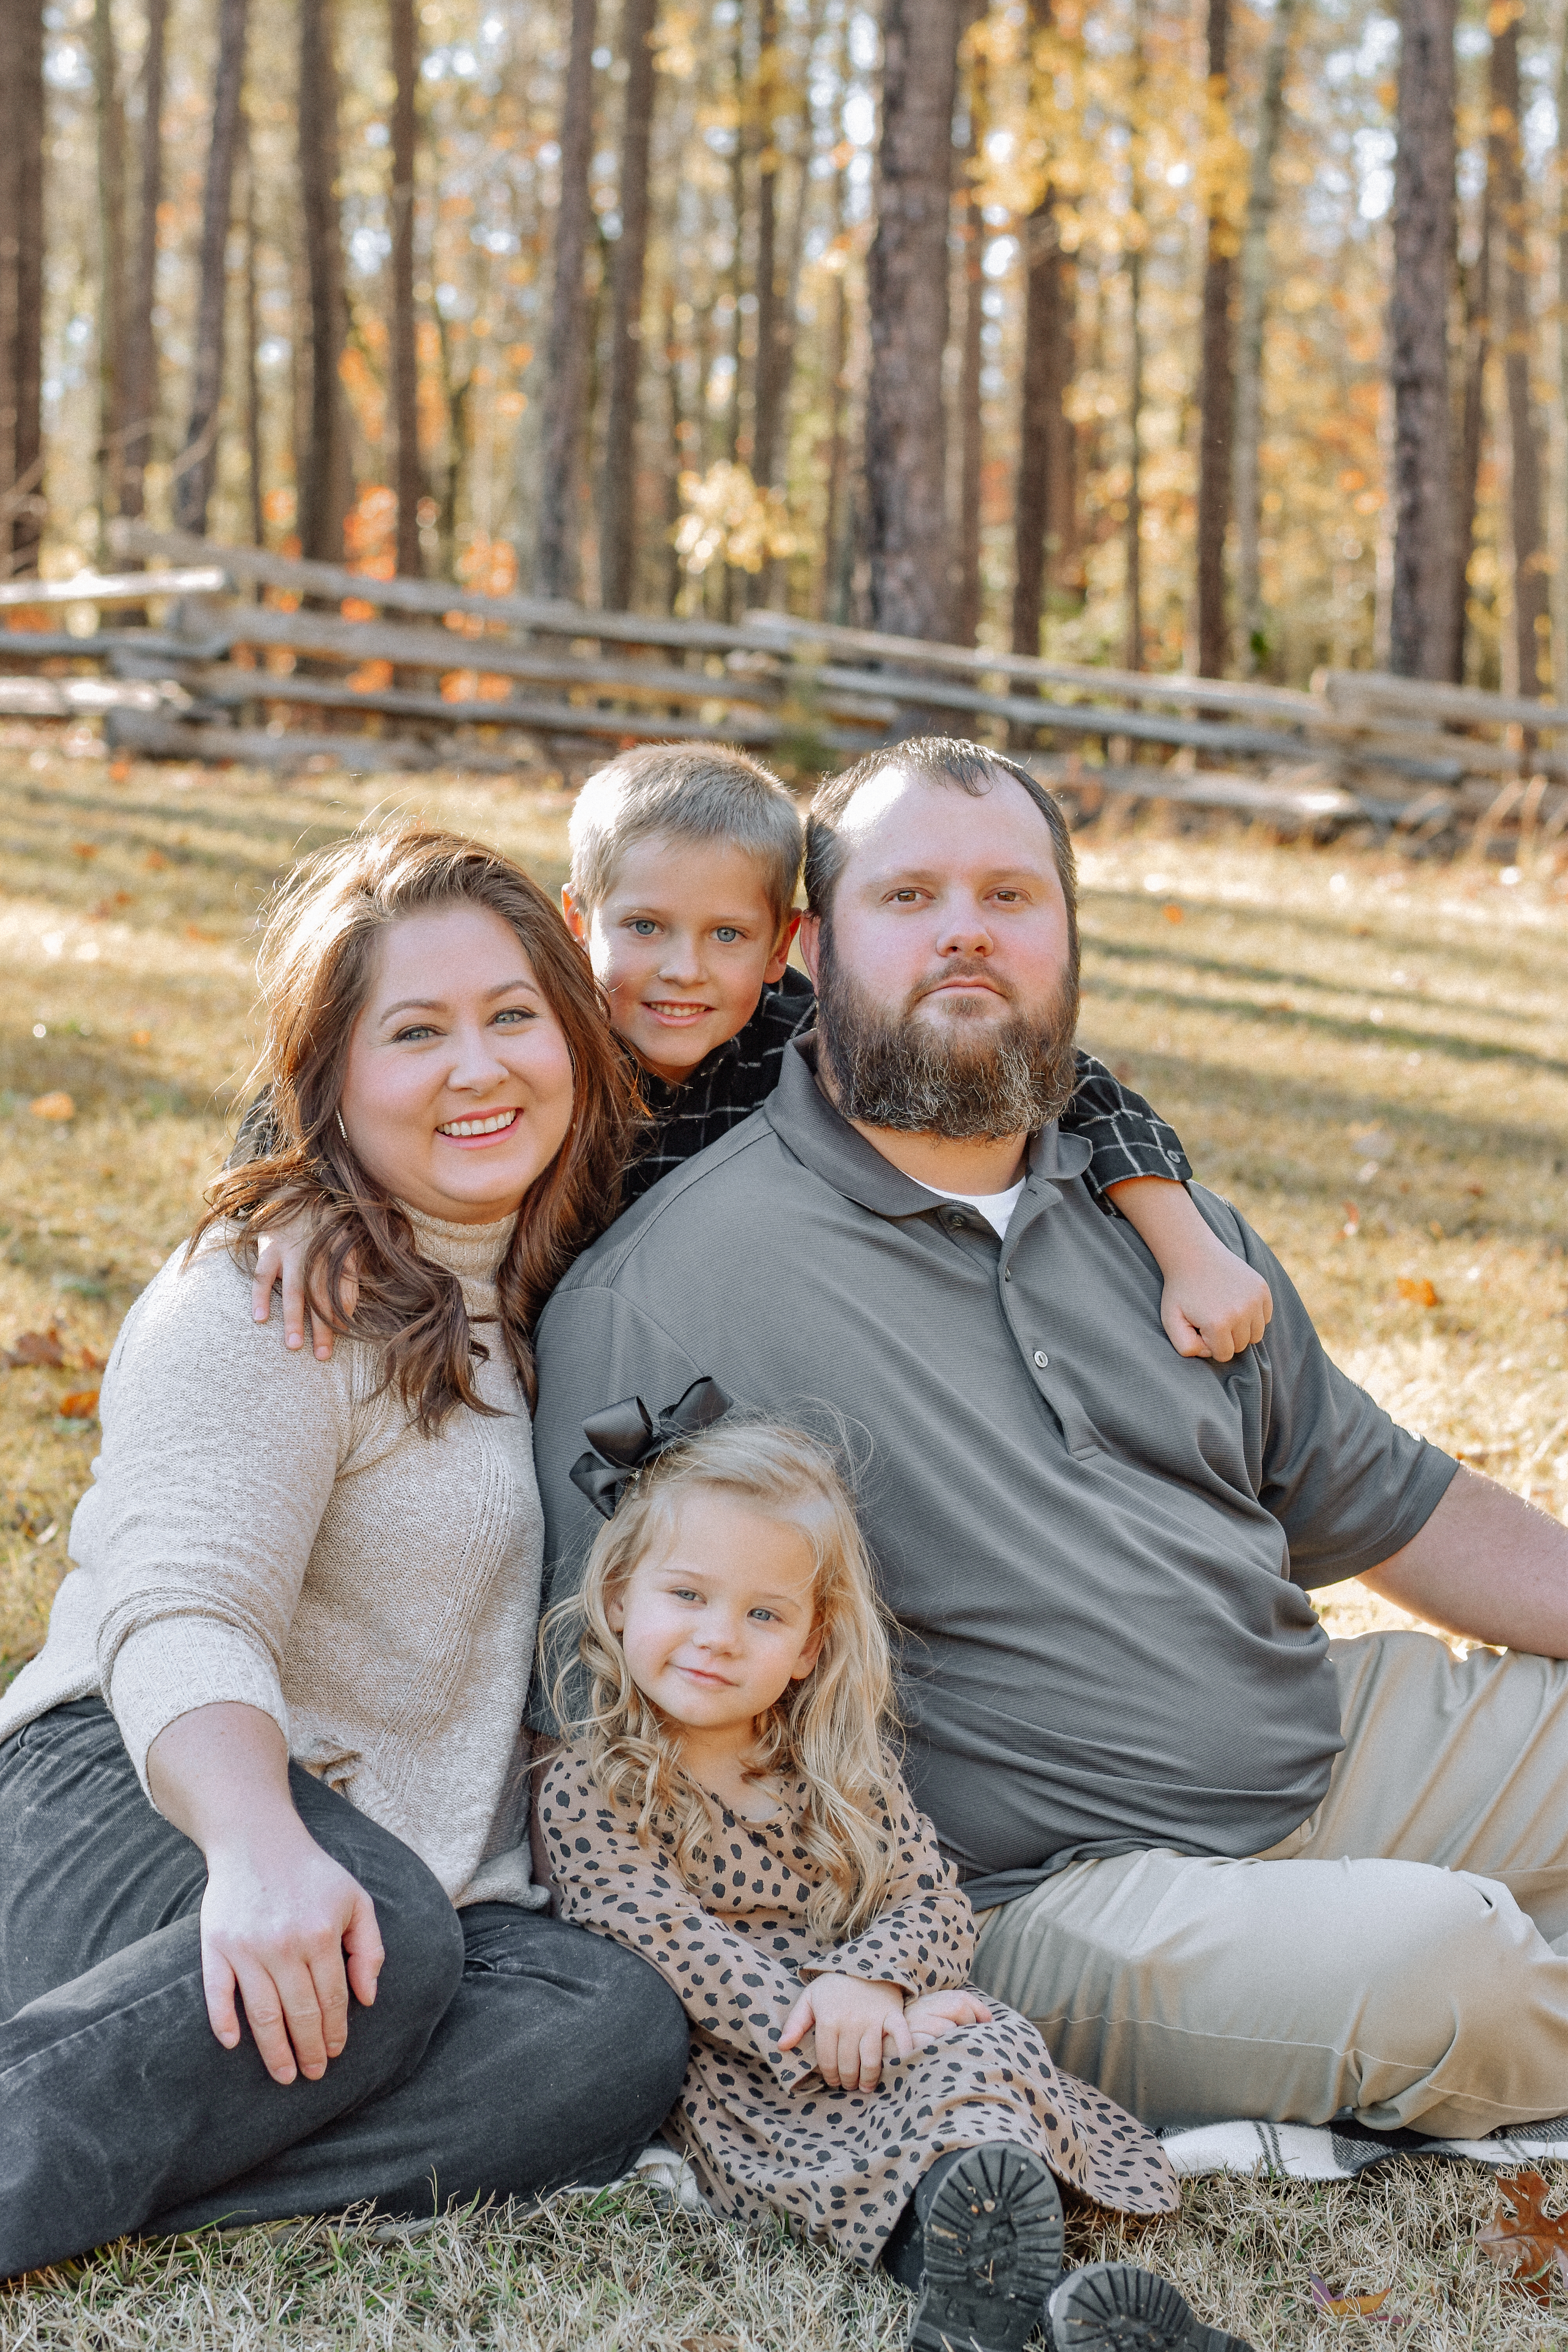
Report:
563,832,798,1085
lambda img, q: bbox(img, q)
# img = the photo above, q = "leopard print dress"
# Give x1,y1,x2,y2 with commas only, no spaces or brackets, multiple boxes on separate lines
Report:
539,1749,1178,2266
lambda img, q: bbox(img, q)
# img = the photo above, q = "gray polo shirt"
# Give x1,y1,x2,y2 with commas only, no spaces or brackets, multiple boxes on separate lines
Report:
533,1036,1457,1908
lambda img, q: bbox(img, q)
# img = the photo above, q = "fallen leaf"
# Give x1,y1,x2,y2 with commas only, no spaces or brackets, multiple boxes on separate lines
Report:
109,756,131,783
1162,902,1184,923
57,1388,100,1420
72,841,98,860
143,849,169,871
1477,2169,1568,2303
29,1091,76,1122
130,1028,151,1047
1397,1276,1441,1308
1464,1182,1486,1197
1428,1219,1445,1241
184,922,214,942
76,1346,107,1372
4,1328,64,1368
1309,2274,1401,2321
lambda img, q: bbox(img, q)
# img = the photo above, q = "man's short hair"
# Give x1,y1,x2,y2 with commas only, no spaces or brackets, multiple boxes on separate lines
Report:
568,742,803,924
804,738,1079,926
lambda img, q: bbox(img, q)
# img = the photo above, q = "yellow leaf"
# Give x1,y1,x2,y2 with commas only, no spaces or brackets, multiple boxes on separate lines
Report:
29,1091,76,1123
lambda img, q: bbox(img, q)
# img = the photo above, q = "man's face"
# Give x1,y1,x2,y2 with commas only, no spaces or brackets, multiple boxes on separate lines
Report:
797,766,1079,1137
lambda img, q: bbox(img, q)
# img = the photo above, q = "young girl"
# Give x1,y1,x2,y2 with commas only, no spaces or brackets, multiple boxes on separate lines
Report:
539,1407,1252,2352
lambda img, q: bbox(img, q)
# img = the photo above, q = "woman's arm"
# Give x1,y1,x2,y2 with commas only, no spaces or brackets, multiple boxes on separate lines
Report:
148,1702,384,2086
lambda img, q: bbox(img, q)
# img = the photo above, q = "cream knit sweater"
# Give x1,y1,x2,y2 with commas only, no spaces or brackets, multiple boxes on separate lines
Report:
0,1207,545,1908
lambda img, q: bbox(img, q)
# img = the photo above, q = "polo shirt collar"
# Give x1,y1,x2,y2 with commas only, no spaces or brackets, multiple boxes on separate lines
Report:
765,1031,1092,1218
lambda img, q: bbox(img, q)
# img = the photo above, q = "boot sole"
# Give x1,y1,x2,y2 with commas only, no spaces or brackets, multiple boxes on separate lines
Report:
909,2143,1065,2352
1049,2260,1252,2352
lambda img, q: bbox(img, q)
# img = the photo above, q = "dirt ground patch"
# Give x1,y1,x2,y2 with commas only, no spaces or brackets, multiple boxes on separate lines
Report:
2,745,1566,2348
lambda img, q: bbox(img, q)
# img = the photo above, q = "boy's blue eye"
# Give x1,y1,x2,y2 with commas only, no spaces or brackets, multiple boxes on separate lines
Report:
713,926,741,944
629,918,659,936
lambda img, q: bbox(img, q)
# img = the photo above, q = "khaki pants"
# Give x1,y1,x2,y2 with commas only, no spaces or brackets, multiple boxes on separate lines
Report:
971,1632,1568,2139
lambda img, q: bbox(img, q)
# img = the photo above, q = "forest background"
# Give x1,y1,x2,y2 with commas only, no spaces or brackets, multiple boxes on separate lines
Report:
0,0,1565,697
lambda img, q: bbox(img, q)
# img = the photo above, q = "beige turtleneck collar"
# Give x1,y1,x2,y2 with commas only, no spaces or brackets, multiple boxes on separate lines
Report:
404,1203,517,1296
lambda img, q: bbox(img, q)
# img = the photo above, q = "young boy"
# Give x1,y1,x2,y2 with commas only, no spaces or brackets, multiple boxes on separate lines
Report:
254,742,1270,1360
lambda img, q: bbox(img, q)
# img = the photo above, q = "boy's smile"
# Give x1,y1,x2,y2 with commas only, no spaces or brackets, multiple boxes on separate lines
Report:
563,833,799,1087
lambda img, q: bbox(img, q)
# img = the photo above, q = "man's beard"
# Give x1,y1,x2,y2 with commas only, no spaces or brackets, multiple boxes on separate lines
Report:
815,928,1081,1141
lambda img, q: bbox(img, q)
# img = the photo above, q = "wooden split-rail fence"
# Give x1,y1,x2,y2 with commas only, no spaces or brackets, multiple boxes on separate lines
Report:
0,519,1562,854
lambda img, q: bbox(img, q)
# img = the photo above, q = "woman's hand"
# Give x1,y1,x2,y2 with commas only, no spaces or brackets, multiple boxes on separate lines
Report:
147,1701,384,2085
904,1988,993,2045
251,1216,358,1361
200,1818,385,2084
780,1972,913,2091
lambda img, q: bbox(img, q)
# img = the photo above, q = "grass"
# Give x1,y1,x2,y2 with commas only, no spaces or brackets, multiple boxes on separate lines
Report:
2,735,1566,2347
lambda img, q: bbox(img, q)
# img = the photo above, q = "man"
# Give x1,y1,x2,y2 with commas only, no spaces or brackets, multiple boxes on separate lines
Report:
534,737,1568,2139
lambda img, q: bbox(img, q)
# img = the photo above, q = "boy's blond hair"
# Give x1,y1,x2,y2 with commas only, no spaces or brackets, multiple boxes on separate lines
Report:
545,1416,901,1943
568,742,803,925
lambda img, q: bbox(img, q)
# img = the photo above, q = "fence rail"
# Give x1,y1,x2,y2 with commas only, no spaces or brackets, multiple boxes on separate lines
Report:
0,526,1560,849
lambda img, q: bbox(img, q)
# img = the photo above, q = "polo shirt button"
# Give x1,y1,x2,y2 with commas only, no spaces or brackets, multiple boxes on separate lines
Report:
1033,1349,1049,1368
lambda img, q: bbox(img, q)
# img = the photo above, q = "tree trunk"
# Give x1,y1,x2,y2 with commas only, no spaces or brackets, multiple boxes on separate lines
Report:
534,0,595,599
0,0,46,575
599,0,657,610
953,24,986,650
751,0,782,488
1387,0,1457,678
661,274,685,614
390,0,423,577
864,0,967,640
1194,0,1234,675
173,0,247,536
1232,0,1295,672
241,108,263,550
298,0,350,564
1123,0,1147,671
1558,5,1568,699
1012,202,1067,659
1451,216,1489,682
820,154,854,624
120,0,166,527
1490,2,1549,697
94,0,127,529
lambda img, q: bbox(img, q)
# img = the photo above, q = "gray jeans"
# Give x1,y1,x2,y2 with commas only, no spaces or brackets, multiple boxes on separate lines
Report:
0,1700,689,2278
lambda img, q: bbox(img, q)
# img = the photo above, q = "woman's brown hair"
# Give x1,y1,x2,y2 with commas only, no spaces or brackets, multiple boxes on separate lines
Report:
198,820,640,1429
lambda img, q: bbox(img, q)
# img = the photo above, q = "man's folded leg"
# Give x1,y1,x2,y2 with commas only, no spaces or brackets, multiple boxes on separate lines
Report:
968,1628,1568,2140
971,1839,1568,2139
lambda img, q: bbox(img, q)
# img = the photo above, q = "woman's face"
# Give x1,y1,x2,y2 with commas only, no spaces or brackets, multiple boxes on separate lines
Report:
339,903,576,1225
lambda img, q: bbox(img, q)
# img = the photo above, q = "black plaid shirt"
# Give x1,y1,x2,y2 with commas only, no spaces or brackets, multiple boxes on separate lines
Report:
622,966,1193,1207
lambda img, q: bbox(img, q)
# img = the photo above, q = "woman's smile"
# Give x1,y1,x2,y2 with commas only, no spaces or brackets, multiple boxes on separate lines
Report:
436,1108,523,1143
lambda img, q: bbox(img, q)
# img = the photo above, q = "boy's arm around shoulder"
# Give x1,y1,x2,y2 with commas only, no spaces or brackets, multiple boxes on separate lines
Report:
538,1749,816,2088
802,1770,976,1998
64,1236,357,1800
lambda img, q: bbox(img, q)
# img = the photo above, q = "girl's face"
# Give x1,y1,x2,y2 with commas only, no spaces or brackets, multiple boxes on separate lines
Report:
339,903,577,1225
608,1489,823,1740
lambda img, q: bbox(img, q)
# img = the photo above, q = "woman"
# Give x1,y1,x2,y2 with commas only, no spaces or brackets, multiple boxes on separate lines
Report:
0,823,688,2279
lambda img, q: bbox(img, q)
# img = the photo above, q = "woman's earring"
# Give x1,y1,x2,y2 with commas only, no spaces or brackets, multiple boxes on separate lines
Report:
336,1110,348,1142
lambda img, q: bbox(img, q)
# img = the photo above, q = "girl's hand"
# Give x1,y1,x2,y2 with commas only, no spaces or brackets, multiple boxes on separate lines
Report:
200,1822,385,2085
904,1988,994,2045
780,1973,912,2090
251,1216,358,1361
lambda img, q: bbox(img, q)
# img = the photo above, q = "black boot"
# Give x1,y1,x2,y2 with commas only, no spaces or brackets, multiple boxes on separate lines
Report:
1048,2262,1255,2352
906,2141,1066,2352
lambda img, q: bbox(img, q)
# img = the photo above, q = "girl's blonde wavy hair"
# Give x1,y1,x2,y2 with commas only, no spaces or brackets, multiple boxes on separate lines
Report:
546,1417,900,1942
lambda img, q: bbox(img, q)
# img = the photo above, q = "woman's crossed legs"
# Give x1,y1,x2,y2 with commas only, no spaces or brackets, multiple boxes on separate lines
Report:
0,1701,688,2278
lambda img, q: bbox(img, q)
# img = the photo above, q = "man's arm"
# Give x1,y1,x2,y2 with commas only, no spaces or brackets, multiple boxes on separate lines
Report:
1360,1465,1568,1657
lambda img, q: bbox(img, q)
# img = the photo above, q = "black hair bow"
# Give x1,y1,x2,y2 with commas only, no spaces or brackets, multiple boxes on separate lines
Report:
568,1376,731,1519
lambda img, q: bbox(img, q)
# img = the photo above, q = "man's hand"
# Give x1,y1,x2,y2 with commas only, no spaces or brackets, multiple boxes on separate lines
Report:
251,1216,358,1362
200,1818,384,2084
148,1702,385,2085
780,1973,912,2090
1105,1175,1273,1362
904,1987,993,2045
